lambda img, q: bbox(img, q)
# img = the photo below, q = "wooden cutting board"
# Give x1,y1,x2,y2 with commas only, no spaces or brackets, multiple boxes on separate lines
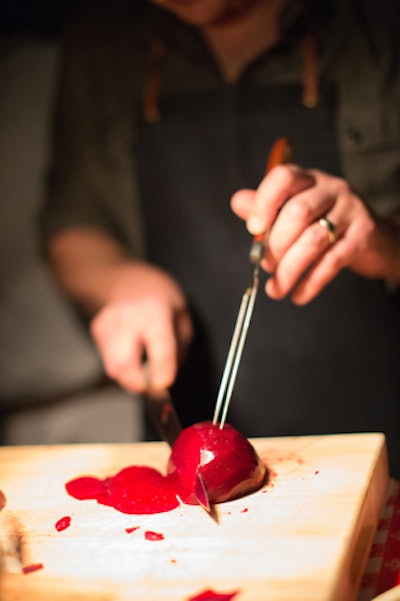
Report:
0,433,389,601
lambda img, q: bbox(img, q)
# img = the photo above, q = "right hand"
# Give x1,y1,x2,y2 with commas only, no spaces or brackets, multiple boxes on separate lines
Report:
90,261,193,393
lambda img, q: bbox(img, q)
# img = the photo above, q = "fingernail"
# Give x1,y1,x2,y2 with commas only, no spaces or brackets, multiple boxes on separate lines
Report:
247,215,264,235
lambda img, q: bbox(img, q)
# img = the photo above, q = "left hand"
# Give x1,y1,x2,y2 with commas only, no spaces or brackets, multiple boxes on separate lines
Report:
231,164,399,304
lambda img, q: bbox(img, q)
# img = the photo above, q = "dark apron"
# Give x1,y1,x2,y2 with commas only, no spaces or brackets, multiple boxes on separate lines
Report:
135,79,400,477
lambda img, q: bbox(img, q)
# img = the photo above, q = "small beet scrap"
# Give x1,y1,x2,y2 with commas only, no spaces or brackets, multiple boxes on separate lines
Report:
125,526,140,534
187,589,240,601
55,516,71,532
144,530,165,541
22,563,44,574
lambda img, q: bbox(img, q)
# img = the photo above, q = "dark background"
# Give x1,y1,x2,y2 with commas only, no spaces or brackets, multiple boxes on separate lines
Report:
0,0,73,36
1,0,400,37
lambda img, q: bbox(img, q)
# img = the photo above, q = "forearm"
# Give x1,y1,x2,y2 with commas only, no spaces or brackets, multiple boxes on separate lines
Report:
46,227,139,315
47,227,192,392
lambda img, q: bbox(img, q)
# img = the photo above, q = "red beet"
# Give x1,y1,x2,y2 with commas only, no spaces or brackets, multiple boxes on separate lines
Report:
167,421,266,504
65,423,266,514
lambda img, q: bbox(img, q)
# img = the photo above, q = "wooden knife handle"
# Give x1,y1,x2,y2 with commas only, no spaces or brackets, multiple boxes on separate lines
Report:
265,136,294,174
252,137,294,245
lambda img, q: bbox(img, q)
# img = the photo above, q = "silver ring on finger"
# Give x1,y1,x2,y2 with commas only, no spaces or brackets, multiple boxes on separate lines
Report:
318,217,337,244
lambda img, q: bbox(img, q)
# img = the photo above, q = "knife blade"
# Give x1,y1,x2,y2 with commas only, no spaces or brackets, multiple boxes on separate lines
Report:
143,387,182,447
143,384,211,514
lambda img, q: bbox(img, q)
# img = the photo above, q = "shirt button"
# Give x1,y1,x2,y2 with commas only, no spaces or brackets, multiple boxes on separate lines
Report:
345,127,364,146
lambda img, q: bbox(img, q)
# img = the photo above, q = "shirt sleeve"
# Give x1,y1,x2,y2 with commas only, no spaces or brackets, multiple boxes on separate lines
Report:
333,0,400,219
39,0,147,258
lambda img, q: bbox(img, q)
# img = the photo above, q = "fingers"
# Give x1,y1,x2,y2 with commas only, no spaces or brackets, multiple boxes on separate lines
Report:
263,184,334,272
91,298,180,393
233,164,315,235
230,189,257,220
140,298,179,390
288,238,347,304
266,219,345,303
232,165,376,304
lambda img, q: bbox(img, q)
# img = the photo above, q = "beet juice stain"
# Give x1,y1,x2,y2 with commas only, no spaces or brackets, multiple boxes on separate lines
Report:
66,466,179,514
65,421,268,514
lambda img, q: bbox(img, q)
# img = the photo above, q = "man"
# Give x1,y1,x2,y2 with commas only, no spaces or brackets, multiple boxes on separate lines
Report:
41,0,400,473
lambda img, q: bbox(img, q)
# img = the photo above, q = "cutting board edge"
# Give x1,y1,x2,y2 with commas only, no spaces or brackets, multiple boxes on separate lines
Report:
330,432,390,601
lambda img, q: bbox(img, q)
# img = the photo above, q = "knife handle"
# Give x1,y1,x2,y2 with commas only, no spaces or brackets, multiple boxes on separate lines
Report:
265,137,293,174
250,137,294,260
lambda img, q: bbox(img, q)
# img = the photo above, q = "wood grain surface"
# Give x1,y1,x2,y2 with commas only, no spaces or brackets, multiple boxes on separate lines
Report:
0,433,389,601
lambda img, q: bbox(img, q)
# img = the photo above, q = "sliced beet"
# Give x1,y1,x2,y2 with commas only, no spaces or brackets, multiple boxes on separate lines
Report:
167,421,266,504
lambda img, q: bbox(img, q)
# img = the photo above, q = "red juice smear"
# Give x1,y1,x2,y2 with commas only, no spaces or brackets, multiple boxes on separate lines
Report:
110,466,178,514
145,530,164,541
65,476,108,501
55,515,71,531
66,466,179,514
187,589,240,601
65,422,269,516
22,563,44,574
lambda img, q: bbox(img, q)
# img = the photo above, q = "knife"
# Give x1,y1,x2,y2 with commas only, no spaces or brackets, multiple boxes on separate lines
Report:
143,379,211,514
144,386,182,447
